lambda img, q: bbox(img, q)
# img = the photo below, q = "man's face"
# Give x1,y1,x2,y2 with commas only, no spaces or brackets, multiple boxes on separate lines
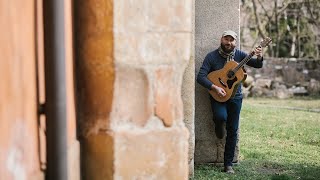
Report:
220,36,236,53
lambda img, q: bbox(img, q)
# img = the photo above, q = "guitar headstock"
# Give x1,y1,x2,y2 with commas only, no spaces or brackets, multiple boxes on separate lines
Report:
260,37,272,48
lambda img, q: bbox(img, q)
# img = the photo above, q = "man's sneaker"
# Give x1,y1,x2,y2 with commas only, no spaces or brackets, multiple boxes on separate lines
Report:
214,121,225,139
224,166,235,174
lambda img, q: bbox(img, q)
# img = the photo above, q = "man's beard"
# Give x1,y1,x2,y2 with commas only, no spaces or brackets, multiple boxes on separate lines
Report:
220,43,234,53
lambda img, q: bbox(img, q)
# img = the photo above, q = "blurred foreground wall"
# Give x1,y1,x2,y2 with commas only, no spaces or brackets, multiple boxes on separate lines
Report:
0,0,79,179
0,1,43,179
74,0,194,179
0,0,195,180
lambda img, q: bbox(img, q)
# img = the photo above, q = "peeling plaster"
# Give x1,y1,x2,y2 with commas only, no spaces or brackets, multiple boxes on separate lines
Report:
6,121,27,180
6,147,26,180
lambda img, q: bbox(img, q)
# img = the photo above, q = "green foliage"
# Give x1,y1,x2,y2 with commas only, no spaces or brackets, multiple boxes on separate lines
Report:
241,0,320,58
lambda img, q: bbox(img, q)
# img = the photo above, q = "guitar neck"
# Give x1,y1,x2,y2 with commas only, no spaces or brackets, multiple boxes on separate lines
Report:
233,46,260,73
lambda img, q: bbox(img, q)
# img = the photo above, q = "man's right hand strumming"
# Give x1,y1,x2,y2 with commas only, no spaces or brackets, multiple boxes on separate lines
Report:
211,84,226,97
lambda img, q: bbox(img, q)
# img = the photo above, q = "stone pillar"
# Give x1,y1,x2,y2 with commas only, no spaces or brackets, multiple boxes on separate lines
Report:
75,0,193,179
195,0,241,164
112,0,192,178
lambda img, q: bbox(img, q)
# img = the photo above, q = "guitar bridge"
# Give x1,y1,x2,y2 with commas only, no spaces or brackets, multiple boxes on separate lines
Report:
218,78,227,88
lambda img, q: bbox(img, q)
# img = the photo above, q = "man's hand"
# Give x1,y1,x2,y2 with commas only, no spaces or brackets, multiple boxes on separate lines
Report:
211,84,226,97
254,47,263,58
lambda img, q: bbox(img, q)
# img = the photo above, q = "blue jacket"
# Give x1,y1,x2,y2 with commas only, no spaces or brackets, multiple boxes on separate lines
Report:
197,48,263,98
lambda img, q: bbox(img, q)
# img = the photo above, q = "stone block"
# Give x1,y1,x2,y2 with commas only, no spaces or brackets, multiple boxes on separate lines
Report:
148,0,192,31
114,128,189,179
112,64,153,127
154,66,183,127
114,0,149,33
308,79,320,95
114,0,192,32
114,32,191,65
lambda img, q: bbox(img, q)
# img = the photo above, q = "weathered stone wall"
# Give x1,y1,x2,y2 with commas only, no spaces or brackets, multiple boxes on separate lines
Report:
112,1,192,178
249,58,320,83
75,0,193,179
245,58,320,98
195,0,241,164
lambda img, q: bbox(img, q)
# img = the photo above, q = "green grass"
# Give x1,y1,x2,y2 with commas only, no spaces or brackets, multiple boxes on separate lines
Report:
193,97,320,180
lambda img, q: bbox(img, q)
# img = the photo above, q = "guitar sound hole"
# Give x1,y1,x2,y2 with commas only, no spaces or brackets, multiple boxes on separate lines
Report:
227,70,235,79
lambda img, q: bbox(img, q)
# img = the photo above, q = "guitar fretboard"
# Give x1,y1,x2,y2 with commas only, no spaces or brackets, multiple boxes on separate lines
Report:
232,46,261,73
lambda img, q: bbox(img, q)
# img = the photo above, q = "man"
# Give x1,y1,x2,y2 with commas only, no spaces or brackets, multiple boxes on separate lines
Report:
197,30,264,173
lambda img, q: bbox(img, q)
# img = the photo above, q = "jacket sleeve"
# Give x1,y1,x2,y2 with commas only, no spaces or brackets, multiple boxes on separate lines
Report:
246,56,264,68
197,54,214,90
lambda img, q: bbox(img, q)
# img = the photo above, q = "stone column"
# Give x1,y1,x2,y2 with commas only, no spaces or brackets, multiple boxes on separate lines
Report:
195,0,241,164
75,0,193,179
112,0,192,178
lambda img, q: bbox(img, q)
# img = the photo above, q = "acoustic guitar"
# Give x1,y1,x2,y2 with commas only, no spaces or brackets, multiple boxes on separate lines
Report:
207,37,272,102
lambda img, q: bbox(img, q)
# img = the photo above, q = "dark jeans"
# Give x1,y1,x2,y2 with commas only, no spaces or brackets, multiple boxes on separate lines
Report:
210,95,243,167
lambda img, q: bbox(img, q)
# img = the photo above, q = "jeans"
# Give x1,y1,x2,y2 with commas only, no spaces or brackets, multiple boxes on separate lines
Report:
210,95,243,167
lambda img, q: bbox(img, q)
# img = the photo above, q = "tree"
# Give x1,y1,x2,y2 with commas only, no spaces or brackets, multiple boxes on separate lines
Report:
241,0,320,59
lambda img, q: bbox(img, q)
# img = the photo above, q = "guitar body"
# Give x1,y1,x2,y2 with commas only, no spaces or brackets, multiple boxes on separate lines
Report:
207,60,245,102
206,37,272,102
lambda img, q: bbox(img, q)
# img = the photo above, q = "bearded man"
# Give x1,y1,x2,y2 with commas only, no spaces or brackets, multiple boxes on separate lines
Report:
197,30,264,173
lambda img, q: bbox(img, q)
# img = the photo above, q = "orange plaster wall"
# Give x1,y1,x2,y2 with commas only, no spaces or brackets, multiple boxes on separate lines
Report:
0,0,42,179
74,0,114,136
65,0,77,144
